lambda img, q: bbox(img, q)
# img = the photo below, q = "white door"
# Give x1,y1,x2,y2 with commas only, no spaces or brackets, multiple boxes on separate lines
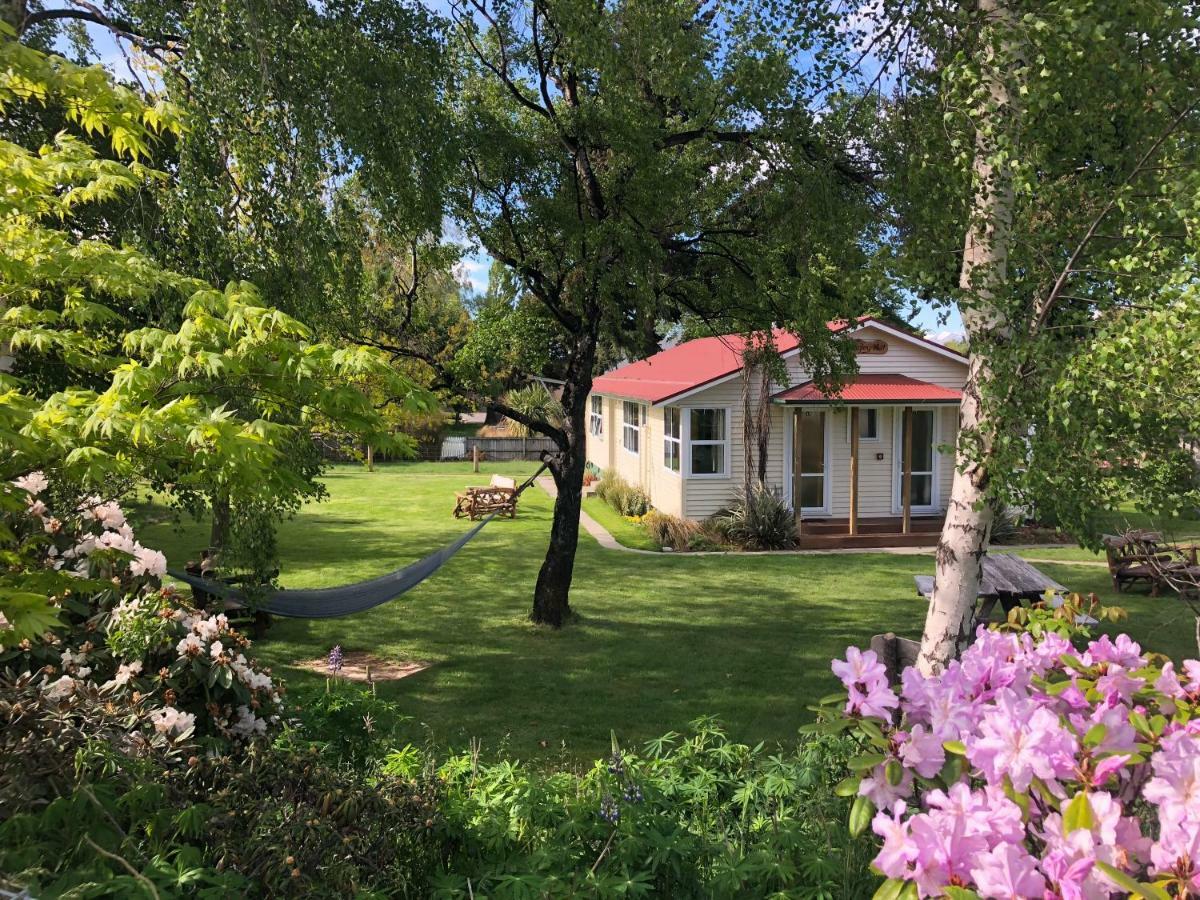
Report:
794,409,830,515
894,408,937,513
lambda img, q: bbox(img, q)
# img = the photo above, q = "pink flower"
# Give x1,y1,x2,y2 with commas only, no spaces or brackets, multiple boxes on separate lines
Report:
872,803,917,879
832,646,887,687
968,690,1079,791
848,680,899,720
130,546,167,578
898,724,945,779
859,761,913,811
971,842,1046,899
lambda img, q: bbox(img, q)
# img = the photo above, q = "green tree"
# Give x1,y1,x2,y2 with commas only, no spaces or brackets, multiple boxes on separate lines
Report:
440,0,882,626
0,32,426,590
872,0,1200,668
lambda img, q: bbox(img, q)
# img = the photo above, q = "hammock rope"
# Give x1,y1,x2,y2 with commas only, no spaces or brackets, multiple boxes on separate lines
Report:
167,462,550,619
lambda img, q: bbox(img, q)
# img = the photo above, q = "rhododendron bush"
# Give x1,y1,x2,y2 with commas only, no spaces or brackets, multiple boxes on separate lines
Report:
821,628,1200,899
1,472,282,745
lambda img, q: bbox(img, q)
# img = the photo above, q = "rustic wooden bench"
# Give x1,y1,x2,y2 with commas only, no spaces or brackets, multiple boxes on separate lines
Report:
453,474,520,521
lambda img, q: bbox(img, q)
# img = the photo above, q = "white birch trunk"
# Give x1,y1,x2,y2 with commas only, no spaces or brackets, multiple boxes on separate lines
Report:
917,0,1016,674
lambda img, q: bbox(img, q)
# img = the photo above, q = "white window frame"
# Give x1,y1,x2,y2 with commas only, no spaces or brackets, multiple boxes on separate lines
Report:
590,396,604,439
684,406,731,479
788,408,832,516
663,406,682,475
622,401,641,455
845,406,881,443
892,406,941,514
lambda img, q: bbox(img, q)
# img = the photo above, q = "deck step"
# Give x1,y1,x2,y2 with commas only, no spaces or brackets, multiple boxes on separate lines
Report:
796,531,941,550
800,519,942,536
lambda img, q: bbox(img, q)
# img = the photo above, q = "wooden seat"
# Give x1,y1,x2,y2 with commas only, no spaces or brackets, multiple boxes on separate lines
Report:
453,474,520,520
1102,532,1172,594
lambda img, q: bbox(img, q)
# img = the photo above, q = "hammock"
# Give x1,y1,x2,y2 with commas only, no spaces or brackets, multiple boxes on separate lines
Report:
167,463,549,619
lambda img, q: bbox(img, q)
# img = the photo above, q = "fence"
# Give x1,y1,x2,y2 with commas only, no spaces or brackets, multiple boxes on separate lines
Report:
317,433,557,463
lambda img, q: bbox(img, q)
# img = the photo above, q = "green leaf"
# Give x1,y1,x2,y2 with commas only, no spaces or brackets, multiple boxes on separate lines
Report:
870,879,907,900
942,740,967,756
833,776,861,798
1093,862,1172,900
1063,792,1094,834
848,795,875,837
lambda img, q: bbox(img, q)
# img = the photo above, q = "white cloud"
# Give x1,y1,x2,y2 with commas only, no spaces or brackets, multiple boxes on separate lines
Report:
928,329,966,347
454,254,491,294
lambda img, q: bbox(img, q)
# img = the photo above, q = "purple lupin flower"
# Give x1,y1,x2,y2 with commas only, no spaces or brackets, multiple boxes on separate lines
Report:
327,644,344,676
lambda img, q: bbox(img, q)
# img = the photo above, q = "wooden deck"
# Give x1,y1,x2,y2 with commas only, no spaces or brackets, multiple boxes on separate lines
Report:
796,515,943,549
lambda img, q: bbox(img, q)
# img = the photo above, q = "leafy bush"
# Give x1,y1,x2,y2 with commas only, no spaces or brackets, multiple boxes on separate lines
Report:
502,383,564,437
595,474,650,517
641,509,698,550
426,719,877,898
820,621,1200,899
709,482,796,550
988,503,1022,544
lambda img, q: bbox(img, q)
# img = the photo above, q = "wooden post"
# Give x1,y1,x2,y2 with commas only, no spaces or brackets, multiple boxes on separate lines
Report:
472,443,480,473
849,407,859,536
902,405,913,534
792,409,802,534
366,444,374,472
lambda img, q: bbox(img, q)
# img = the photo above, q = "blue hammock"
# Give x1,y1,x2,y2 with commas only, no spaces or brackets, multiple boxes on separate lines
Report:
168,464,548,619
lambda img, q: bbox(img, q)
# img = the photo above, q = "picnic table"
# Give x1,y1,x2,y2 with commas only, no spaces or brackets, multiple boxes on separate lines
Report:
914,553,1067,625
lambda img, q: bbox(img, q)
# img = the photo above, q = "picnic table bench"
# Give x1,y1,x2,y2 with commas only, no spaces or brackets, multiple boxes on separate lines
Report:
453,474,520,521
1102,531,1200,596
914,553,1067,626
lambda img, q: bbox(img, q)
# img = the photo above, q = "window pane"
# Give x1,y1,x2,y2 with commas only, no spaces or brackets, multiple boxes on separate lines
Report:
912,411,934,471
911,473,932,507
623,402,639,425
665,408,680,439
799,411,825,474
664,440,680,472
863,408,878,439
691,443,724,475
690,408,724,441
800,474,824,508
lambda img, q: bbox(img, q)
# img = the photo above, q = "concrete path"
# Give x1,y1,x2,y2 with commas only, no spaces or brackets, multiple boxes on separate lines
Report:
535,477,1101,561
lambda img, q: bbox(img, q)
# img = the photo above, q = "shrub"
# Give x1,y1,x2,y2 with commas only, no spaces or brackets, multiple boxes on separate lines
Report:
641,509,697,550
427,719,878,897
989,503,1022,544
819,621,1200,899
709,482,796,550
595,474,650,517
502,383,564,437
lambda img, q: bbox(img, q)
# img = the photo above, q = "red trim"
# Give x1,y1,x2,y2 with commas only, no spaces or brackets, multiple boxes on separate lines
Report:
771,374,962,404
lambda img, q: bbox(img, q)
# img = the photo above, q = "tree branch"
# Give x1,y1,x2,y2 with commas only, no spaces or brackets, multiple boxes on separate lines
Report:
488,399,568,447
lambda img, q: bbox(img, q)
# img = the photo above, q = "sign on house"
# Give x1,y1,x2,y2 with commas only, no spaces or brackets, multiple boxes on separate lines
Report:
854,338,888,355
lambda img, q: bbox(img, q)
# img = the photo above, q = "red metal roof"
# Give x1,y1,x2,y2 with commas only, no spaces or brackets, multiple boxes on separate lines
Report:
590,322,852,405
771,374,962,404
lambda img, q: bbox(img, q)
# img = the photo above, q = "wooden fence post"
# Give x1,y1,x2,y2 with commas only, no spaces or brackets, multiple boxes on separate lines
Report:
472,444,480,473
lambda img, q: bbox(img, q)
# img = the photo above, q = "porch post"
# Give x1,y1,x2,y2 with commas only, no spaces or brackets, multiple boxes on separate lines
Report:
902,405,913,534
791,408,802,535
849,407,859,536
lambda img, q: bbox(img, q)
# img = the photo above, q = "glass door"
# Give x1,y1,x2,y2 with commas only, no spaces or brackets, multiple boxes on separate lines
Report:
896,408,936,510
795,409,828,513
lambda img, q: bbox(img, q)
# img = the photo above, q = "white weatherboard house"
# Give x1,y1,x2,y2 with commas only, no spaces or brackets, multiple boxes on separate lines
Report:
584,318,970,548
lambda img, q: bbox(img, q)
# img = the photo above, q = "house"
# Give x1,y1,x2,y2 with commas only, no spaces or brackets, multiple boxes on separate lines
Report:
584,317,969,548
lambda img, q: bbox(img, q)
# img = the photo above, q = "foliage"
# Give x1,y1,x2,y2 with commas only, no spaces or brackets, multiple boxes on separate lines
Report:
710,483,797,551
641,510,698,552
0,35,431,577
595,474,650,518
289,680,410,769
426,719,877,898
818,624,1200,899
502,382,564,438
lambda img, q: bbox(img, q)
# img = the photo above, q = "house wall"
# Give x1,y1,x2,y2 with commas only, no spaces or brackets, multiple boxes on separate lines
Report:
586,324,966,522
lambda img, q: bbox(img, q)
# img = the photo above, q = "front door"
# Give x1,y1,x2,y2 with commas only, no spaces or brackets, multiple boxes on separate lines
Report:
894,408,937,512
794,409,829,514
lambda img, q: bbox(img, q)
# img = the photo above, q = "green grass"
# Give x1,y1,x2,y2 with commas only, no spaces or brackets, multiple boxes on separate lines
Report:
581,496,660,551
132,462,1198,762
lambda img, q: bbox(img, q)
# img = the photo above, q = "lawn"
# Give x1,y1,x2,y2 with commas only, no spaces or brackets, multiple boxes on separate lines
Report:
581,495,660,551
133,462,1199,762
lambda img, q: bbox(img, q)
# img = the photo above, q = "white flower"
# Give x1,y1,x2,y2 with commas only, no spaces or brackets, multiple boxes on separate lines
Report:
101,661,143,690
129,547,167,578
13,471,48,495
194,617,221,641
61,647,88,671
44,516,62,534
27,498,47,519
95,530,136,555
77,666,91,677
230,705,267,738
44,675,77,700
88,500,126,530
209,640,225,659
0,611,10,632
149,706,196,738
176,633,204,656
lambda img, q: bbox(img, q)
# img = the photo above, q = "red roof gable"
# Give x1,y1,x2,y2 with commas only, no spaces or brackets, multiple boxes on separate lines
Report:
771,374,962,404
590,322,850,405
590,317,965,405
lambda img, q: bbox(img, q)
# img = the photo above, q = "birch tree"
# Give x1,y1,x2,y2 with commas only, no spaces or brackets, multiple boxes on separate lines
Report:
872,0,1200,670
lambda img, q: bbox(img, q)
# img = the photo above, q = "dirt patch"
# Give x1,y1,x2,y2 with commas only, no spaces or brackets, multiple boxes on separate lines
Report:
294,650,430,683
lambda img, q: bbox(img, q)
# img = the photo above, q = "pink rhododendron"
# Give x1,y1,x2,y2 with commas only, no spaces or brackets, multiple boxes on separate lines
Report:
829,627,1200,898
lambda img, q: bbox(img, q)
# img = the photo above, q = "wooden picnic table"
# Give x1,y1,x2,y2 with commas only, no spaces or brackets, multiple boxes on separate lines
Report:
914,553,1066,624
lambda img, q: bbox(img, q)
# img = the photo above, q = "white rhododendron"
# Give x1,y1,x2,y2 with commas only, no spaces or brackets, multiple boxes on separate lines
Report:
12,471,49,495
150,706,197,738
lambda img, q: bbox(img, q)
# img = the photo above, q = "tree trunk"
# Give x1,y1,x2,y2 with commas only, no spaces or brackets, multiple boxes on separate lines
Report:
918,0,1016,674
530,327,597,627
210,492,232,555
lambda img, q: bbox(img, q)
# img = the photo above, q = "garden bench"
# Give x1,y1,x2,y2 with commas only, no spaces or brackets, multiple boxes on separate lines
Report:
453,474,520,521
1102,531,1177,595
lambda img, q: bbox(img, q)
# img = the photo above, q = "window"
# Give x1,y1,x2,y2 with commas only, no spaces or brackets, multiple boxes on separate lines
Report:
663,407,681,472
688,408,727,476
622,401,641,454
847,407,880,442
590,396,604,438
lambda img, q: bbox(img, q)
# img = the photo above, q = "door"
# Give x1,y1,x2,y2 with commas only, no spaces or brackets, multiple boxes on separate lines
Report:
794,409,829,514
895,408,937,512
